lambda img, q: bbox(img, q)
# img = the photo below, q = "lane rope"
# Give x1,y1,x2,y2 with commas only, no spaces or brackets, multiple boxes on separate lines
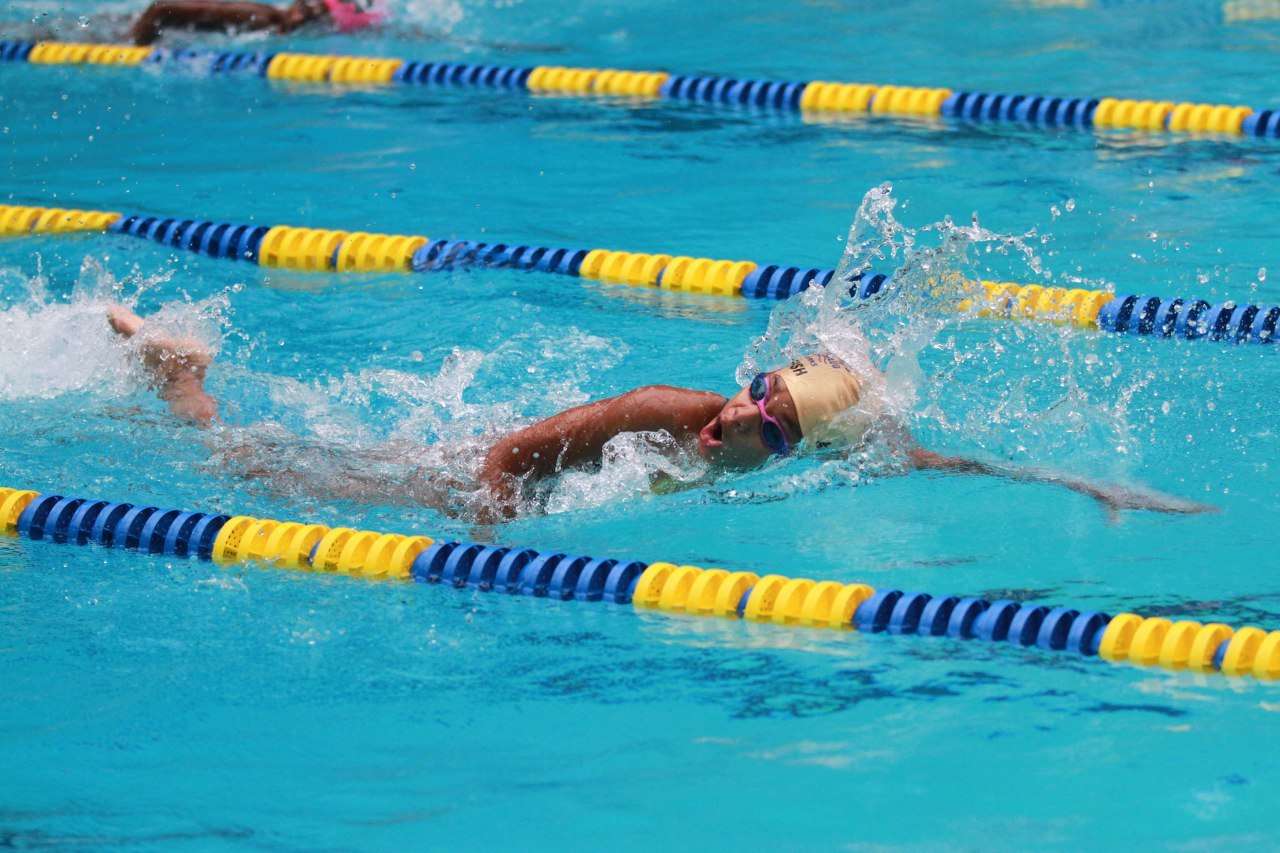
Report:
3,201,1277,345
2,40,1278,141
3,484,1278,681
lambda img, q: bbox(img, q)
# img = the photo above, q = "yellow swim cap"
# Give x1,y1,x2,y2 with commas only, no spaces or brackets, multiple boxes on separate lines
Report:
777,353,874,447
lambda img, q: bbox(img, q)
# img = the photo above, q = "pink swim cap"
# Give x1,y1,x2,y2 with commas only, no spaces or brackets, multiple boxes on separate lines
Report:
321,0,387,32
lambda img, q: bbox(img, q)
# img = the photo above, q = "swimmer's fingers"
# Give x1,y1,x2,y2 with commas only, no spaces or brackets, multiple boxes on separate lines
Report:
1093,485,1218,516
1149,494,1218,514
1155,498,1219,515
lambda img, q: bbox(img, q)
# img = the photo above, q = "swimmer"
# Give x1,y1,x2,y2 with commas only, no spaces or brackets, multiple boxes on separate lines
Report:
107,306,1215,522
128,0,384,45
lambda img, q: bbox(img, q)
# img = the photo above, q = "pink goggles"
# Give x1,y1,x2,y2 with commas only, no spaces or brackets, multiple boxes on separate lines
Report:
750,373,791,456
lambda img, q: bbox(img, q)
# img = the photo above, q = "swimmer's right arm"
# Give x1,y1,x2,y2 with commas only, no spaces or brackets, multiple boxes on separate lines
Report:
129,1,306,45
477,385,725,517
908,447,1216,516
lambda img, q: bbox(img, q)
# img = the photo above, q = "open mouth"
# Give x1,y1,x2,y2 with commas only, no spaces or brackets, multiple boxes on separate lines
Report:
699,416,724,450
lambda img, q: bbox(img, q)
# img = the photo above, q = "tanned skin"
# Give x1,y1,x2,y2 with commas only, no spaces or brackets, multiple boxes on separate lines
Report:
129,0,324,45
107,306,1215,521
477,385,728,510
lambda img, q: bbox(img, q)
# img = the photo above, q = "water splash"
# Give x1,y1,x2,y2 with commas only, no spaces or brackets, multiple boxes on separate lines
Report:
739,183,1141,493
209,323,635,519
2,1,151,42
0,256,224,401
0,255,649,520
542,429,707,516
0,195,1160,521
397,0,466,33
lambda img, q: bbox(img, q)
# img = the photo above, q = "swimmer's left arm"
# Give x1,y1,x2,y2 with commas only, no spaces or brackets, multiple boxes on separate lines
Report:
129,1,315,45
907,447,1216,515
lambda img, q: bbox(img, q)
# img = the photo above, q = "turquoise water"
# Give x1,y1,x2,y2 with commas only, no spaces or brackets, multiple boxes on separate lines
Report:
4,0,1280,847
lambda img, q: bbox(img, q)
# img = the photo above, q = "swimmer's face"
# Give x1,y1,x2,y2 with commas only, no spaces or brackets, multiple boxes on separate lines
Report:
697,371,802,467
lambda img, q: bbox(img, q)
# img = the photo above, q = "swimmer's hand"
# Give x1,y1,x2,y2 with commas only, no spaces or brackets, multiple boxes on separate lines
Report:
650,472,705,496
1068,479,1218,518
908,448,1217,517
474,464,520,525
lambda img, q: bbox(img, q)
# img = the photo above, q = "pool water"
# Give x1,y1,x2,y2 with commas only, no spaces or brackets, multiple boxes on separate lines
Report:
4,0,1280,847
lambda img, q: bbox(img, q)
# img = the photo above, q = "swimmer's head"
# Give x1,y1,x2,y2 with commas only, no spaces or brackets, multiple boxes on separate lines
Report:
309,0,386,31
778,353,876,448
698,352,881,466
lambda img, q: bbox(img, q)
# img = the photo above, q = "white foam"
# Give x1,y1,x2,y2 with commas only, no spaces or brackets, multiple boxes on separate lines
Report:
212,324,635,518
0,255,225,402
397,0,466,32
543,429,708,515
